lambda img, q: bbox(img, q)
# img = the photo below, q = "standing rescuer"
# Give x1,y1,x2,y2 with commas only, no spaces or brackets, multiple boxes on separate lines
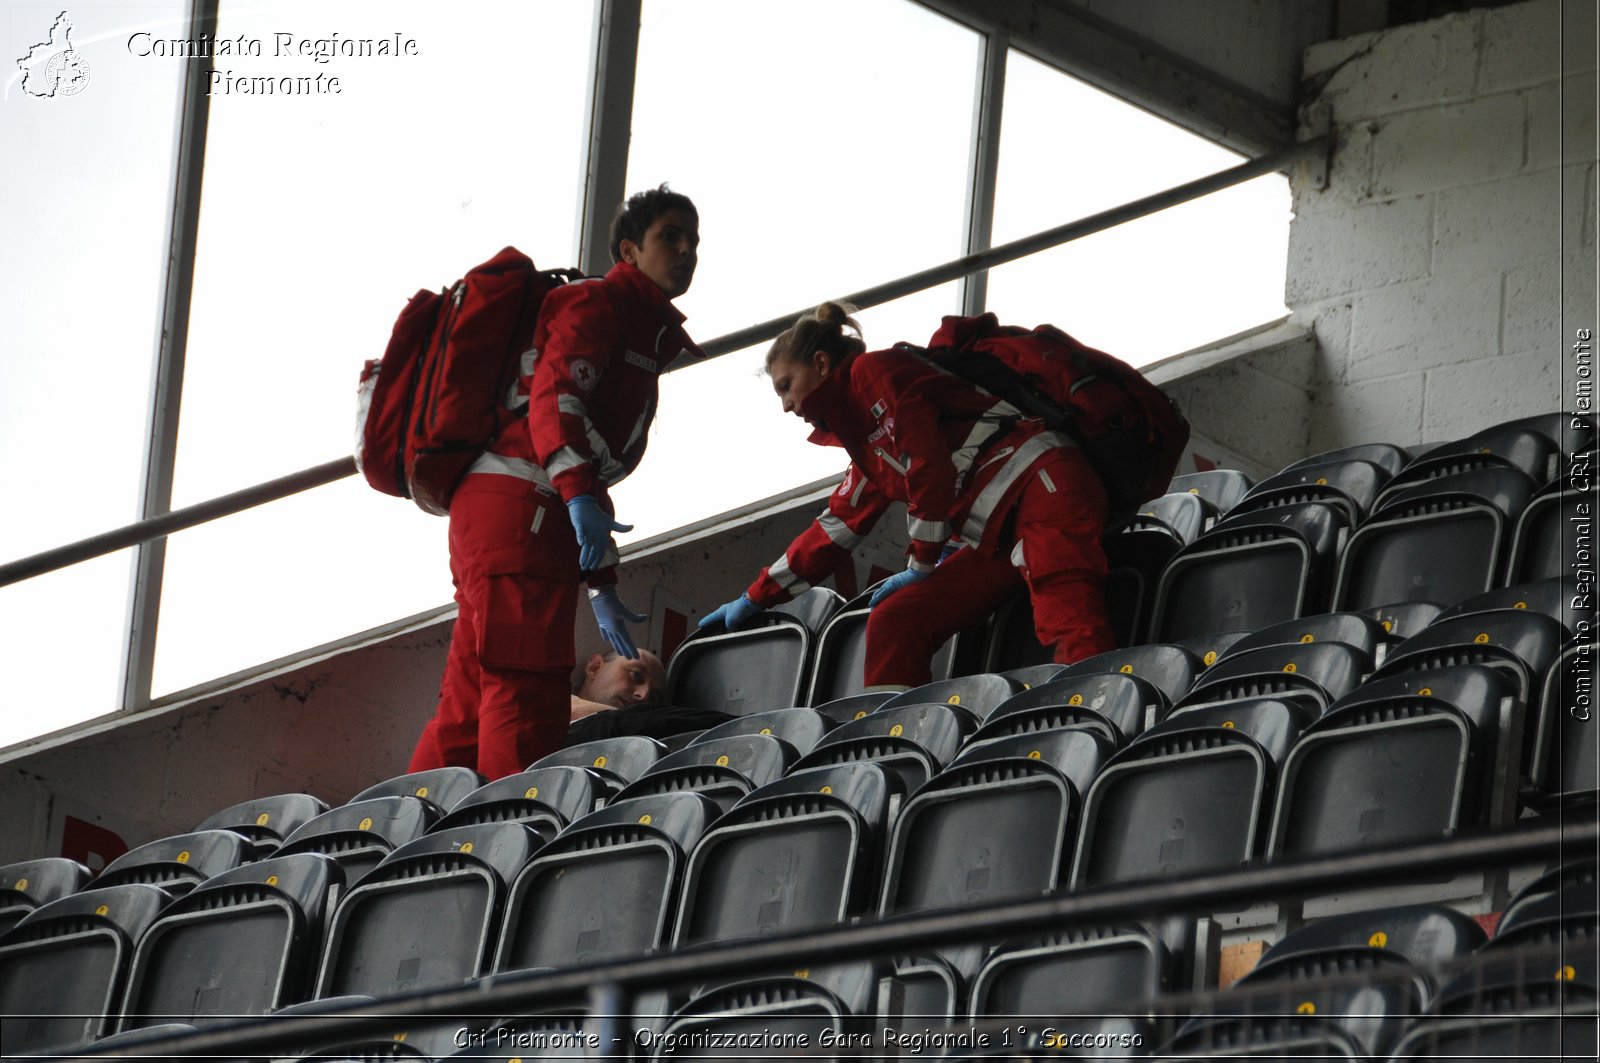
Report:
701,302,1116,689
408,185,702,779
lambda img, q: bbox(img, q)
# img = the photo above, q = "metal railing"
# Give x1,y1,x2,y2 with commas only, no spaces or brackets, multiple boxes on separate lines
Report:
0,136,1324,592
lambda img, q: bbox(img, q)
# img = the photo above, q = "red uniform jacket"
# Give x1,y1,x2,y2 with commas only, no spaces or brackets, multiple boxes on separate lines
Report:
745,346,1071,607
466,260,702,572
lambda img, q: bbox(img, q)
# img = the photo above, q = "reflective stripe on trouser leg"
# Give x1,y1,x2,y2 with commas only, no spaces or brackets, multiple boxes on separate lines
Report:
1011,447,1115,664
863,547,1022,688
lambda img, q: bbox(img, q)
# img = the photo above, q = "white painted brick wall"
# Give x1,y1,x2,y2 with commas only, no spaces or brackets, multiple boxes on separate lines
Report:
1292,0,1596,453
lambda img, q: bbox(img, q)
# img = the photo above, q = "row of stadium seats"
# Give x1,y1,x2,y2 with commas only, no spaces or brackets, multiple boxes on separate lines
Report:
1,411,1592,1058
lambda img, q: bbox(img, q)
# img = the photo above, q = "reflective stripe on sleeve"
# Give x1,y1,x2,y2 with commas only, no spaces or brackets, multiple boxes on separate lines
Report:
767,553,812,595
818,513,863,549
545,445,588,479
907,515,950,542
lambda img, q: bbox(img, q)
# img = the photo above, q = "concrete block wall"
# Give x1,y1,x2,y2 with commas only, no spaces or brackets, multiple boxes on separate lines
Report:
1290,0,1597,451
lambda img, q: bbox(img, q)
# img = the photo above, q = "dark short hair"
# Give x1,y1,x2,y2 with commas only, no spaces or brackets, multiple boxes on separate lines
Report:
608,183,698,263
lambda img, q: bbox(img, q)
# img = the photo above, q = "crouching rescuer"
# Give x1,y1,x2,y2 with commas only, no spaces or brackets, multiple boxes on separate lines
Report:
407,186,702,778
703,302,1184,689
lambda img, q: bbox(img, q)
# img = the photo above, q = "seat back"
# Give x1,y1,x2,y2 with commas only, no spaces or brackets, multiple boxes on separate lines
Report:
673,764,892,948
495,792,720,972
981,673,1158,746
1152,501,1347,642
690,707,835,757
431,766,600,835
93,830,248,897
1058,644,1202,707
669,588,840,716
794,702,973,795
192,793,330,857
806,601,957,705
117,852,340,1029
1072,699,1315,888
315,822,542,999
1218,612,1385,665
879,674,1021,722
1233,457,1388,524
1167,469,1253,515
1333,466,1538,611
0,883,169,1053
350,767,485,814
613,733,795,812
1178,641,1369,713
0,858,91,938
276,795,439,889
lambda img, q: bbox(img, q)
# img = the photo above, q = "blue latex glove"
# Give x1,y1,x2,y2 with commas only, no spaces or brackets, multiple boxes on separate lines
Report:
699,594,762,631
869,565,932,607
588,585,648,659
566,495,631,572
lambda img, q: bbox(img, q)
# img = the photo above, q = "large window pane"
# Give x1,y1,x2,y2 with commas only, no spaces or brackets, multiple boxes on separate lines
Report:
613,0,981,543
1,4,186,743
986,50,1290,365
152,478,450,696
0,553,134,749
152,0,594,698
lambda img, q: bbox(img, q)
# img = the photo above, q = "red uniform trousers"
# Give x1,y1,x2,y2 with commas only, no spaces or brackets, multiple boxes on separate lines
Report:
863,445,1116,688
408,474,579,780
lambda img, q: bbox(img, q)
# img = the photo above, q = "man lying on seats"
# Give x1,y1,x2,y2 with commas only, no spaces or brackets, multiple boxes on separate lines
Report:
567,648,734,743
701,302,1115,690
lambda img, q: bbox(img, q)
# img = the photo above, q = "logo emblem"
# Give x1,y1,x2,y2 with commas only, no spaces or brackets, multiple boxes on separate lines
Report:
17,12,91,98
870,400,887,419
571,359,598,391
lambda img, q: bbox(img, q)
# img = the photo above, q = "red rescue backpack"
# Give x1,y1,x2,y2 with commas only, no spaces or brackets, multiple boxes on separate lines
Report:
356,247,582,515
909,313,1190,525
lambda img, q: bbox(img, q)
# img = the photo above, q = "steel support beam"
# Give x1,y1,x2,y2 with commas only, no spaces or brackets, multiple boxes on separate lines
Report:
920,0,1297,154
577,0,642,276
960,29,1008,316
119,0,218,713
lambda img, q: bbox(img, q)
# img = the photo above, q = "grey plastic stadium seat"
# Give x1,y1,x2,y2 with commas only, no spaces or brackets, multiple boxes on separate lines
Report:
1507,453,1595,584
1373,607,1567,706
93,829,248,897
1058,643,1202,709
877,953,965,1033
1172,628,1253,670
350,766,484,814
653,962,879,1062
1535,640,1599,807
1267,664,1521,860
672,763,892,948
1357,598,1444,642
1334,466,1538,611
879,673,1021,723
1284,441,1410,478
495,792,720,972
1167,469,1253,515
430,765,599,836
528,735,666,800
1376,424,1559,503
192,793,330,860
116,852,340,1031
969,921,1182,1023
805,590,958,705
314,822,543,999
1251,902,1486,999
880,728,1113,921
1072,698,1315,888
0,883,168,1054
611,733,795,813
1231,456,1389,526
812,689,896,724
789,701,974,796
1176,640,1369,714
688,706,834,757
1434,575,1584,636
1216,611,1386,666
1152,500,1349,642
670,587,841,715
275,795,438,890
978,672,1159,747
1496,410,1597,455
0,858,91,938
1003,662,1068,690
